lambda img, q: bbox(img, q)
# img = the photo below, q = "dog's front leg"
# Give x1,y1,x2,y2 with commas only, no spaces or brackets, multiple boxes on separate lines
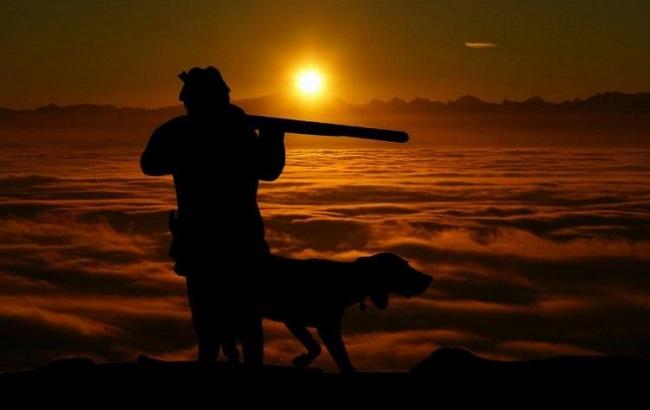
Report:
317,318,356,374
286,322,321,367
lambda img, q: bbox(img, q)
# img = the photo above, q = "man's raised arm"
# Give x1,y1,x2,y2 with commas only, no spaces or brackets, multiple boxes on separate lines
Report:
256,128,285,181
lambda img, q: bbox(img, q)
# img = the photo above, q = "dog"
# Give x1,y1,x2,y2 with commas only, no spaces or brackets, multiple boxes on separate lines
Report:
256,252,433,373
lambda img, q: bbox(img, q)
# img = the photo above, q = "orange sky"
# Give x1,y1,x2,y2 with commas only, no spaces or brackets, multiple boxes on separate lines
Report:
1,1,650,108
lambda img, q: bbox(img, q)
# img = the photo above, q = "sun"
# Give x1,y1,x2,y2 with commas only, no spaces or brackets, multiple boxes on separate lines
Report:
296,69,324,96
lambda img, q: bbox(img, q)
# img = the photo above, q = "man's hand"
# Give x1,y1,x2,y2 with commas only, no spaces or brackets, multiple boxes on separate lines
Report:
259,127,285,141
257,127,286,181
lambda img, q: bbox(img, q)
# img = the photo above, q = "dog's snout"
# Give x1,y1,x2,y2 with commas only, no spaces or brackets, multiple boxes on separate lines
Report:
401,267,432,296
416,273,433,294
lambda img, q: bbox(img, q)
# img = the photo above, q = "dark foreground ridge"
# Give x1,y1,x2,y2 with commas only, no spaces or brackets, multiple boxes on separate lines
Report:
2,348,648,398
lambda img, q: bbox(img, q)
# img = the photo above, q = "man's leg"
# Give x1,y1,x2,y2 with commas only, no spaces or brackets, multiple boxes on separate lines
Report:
219,333,240,364
239,256,266,367
186,274,218,363
214,308,240,364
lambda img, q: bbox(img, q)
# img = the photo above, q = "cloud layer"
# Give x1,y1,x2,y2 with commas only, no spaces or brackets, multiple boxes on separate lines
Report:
1,146,650,371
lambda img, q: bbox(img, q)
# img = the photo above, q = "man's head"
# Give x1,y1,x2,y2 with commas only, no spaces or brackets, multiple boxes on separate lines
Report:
178,66,230,116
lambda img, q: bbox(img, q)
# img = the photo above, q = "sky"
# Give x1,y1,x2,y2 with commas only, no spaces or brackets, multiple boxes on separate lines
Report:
1,0,650,108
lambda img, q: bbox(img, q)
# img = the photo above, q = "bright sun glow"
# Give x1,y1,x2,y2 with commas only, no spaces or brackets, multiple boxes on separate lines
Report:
296,69,324,96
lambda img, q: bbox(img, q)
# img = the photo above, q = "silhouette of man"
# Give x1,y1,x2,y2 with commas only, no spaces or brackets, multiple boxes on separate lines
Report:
140,66,285,365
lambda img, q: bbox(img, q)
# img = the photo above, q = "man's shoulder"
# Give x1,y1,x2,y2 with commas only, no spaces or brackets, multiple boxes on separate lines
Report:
227,104,247,116
225,104,256,133
153,115,191,135
225,104,250,123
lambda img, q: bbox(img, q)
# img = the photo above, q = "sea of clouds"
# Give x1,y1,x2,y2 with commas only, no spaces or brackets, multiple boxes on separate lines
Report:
1,145,649,371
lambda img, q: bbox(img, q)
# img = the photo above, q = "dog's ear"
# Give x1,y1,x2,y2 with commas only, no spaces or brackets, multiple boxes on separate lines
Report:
370,292,389,310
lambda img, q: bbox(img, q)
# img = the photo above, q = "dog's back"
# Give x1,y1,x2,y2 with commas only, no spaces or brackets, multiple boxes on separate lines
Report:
258,255,365,325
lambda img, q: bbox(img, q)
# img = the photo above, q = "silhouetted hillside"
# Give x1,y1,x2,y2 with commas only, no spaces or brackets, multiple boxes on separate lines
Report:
411,347,649,378
1,92,649,146
2,347,648,389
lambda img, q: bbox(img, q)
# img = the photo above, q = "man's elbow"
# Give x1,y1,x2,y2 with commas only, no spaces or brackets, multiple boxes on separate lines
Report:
258,162,285,181
259,168,283,181
140,155,166,176
141,166,160,176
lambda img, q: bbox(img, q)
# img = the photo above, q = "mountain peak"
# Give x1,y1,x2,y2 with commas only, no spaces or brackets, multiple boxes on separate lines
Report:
448,95,488,107
523,96,547,104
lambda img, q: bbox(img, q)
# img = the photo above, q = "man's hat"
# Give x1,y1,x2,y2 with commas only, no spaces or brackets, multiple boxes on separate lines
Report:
178,66,230,101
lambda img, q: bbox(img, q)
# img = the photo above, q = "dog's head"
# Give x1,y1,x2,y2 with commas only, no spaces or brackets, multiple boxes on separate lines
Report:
356,252,432,310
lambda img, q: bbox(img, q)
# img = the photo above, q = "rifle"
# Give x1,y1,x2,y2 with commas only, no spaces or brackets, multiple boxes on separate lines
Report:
247,115,409,143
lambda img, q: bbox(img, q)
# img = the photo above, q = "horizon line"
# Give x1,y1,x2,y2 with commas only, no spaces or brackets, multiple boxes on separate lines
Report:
2,90,650,112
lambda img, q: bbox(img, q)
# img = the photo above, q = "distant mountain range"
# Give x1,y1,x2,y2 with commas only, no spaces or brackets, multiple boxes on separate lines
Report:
363,92,650,112
1,92,649,146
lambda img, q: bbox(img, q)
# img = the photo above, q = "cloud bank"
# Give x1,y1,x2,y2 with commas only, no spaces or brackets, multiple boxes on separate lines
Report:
1,146,649,371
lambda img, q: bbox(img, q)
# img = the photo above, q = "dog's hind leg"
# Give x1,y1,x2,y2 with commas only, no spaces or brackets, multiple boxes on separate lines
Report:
286,322,321,367
317,319,356,373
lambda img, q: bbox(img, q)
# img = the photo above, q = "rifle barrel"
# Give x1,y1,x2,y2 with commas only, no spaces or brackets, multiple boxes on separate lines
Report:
247,115,409,143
